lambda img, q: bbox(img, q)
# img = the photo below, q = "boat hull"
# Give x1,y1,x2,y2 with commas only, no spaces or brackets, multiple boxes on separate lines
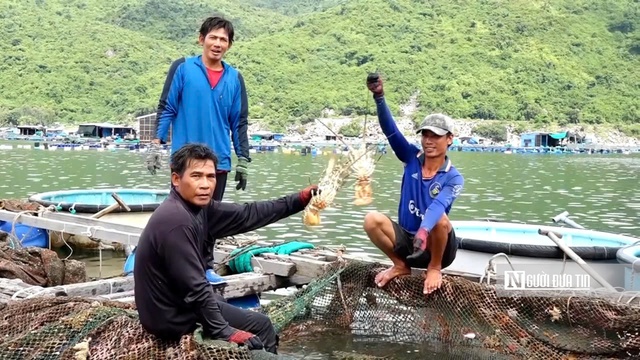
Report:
29,188,165,251
616,244,640,291
452,220,638,259
447,221,640,291
447,249,626,290
28,188,168,214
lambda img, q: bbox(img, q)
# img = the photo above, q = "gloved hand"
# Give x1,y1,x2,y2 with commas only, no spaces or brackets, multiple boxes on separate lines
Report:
145,153,161,175
406,227,429,261
228,330,264,350
235,157,249,191
366,72,384,98
299,185,320,206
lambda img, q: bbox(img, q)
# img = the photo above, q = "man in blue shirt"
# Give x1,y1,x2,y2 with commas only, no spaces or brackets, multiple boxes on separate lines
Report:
152,16,251,201
363,74,464,295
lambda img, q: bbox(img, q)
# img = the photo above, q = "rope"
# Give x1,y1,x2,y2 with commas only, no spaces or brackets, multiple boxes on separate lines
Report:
227,241,315,274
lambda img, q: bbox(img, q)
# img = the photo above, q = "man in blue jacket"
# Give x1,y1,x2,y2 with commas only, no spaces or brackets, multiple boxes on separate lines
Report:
363,73,464,295
153,16,251,201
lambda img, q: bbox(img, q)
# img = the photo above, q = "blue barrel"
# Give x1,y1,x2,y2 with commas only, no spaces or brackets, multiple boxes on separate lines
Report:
0,221,49,248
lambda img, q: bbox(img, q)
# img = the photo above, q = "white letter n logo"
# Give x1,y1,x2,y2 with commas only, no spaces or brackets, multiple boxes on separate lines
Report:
504,270,525,290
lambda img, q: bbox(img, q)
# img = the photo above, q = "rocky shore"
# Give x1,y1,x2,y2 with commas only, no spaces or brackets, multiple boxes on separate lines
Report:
249,108,639,147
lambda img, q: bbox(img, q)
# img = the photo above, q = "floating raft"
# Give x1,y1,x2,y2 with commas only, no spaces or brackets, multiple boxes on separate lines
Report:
0,208,484,305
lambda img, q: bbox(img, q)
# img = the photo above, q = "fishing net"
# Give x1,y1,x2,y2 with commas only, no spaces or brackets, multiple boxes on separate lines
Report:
0,233,86,287
1,260,639,359
0,297,281,360
266,261,640,360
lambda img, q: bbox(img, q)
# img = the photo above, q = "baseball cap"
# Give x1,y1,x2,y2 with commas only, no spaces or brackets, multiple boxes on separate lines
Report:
416,113,455,136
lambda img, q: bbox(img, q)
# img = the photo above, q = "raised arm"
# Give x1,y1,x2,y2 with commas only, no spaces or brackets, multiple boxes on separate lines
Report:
159,225,235,340
154,58,185,142
366,74,419,163
207,193,306,239
229,72,251,162
419,174,464,231
374,96,420,163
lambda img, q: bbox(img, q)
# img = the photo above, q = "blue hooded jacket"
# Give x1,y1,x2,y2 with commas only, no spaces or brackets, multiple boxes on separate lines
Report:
155,55,251,171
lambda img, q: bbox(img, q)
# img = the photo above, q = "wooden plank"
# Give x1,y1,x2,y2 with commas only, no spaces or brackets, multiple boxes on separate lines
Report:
0,278,39,299
214,244,332,279
314,249,488,282
24,273,298,302
0,209,140,246
99,290,134,300
112,274,310,304
273,274,314,287
211,273,279,299
212,249,297,277
42,212,144,235
269,254,333,279
32,277,135,298
114,296,135,303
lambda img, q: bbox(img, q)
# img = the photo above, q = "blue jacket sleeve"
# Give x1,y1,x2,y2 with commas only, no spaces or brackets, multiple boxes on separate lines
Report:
374,96,419,163
229,72,251,161
420,174,464,231
154,58,185,141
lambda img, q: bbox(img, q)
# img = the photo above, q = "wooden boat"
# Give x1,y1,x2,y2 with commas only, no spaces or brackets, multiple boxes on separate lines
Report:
448,220,640,291
28,188,167,250
616,244,640,291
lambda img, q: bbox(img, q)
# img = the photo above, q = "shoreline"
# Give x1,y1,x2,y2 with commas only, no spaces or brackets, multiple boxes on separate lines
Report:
249,117,640,148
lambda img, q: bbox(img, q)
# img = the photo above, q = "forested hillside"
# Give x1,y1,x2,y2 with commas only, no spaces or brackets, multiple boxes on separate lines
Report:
0,0,638,132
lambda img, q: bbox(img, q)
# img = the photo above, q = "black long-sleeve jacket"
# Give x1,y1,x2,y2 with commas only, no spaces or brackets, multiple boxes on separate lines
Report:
134,189,305,340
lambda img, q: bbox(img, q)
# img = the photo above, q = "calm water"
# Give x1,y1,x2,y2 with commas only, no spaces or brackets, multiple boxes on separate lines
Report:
1,141,639,359
1,141,640,277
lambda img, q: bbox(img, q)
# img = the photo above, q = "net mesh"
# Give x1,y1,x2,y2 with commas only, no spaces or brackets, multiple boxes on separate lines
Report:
0,236,86,287
1,260,639,359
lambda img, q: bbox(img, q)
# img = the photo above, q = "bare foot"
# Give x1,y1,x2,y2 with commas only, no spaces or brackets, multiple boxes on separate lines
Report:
375,265,410,288
423,269,443,294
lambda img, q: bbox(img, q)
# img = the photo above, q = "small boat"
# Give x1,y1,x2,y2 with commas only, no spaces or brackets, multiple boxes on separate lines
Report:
28,188,168,250
616,244,640,291
448,220,640,291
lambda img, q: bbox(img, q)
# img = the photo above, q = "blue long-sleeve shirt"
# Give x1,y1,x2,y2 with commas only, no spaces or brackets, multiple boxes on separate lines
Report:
375,96,464,233
154,56,251,171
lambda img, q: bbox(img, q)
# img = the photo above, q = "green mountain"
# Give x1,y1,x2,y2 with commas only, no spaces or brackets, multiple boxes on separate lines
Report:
0,0,638,132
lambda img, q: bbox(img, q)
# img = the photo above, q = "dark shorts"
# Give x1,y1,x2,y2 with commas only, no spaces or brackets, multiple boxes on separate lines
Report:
390,218,458,269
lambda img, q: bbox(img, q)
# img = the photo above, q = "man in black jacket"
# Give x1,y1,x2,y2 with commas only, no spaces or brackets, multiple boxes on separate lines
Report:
134,143,318,354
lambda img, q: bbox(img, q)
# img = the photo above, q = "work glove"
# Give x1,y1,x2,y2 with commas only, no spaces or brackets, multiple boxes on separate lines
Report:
406,227,429,261
145,144,162,175
228,330,264,350
299,185,320,207
235,157,249,191
366,72,384,98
